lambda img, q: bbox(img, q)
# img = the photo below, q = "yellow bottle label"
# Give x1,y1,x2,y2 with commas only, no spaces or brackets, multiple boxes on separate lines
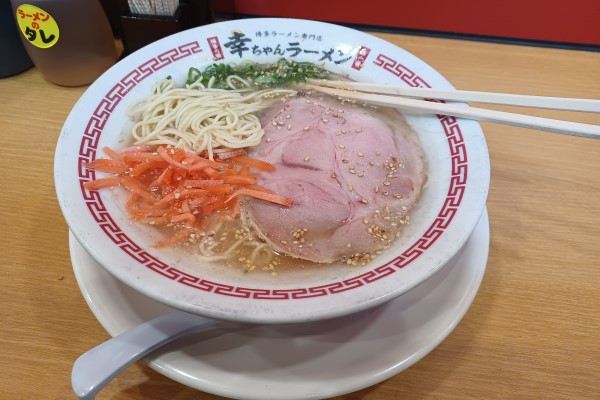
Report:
15,4,60,49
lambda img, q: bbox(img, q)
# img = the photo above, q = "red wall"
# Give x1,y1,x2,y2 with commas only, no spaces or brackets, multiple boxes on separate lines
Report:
214,0,600,47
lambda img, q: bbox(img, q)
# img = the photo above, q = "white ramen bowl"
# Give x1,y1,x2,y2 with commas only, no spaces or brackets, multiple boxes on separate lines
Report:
55,18,489,324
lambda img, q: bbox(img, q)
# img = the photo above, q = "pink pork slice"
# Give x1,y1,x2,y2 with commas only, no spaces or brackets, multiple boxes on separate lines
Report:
242,92,427,263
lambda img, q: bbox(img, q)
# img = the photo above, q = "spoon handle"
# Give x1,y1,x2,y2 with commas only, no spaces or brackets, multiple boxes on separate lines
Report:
71,310,218,400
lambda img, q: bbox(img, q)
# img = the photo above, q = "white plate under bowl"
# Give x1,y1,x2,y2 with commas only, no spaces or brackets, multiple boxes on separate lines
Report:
57,18,490,323
71,209,489,400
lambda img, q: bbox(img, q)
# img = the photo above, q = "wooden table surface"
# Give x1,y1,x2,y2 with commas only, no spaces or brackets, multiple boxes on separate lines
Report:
1,32,599,399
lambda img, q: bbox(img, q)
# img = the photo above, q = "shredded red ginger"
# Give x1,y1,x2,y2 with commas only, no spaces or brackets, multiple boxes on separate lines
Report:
83,145,293,248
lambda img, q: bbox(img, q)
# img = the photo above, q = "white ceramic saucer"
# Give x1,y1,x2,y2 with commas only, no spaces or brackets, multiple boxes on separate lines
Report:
71,210,489,400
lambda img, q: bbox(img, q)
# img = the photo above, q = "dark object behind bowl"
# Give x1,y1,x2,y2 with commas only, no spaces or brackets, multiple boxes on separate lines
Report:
120,7,187,55
120,0,214,55
0,0,33,77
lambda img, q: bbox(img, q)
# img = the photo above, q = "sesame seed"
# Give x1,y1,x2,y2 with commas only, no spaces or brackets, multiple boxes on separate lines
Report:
383,181,391,186
272,120,278,126
339,144,345,149
358,172,365,177
287,124,292,130
348,184,353,191
357,152,364,157
304,156,310,161
355,128,363,133
363,218,369,224
360,199,369,204
303,126,309,131
322,118,329,123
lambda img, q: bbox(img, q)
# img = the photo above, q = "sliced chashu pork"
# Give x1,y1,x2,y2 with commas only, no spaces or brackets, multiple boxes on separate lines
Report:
242,92,427,263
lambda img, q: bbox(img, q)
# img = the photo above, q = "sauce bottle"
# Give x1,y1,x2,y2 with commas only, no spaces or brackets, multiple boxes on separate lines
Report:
10,0,119,86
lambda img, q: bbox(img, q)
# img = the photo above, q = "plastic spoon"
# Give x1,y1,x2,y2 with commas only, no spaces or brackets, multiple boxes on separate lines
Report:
72,310,221,400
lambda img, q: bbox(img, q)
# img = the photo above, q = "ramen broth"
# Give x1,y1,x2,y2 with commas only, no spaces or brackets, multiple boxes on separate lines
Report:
85,61,427,274
185,94,426,274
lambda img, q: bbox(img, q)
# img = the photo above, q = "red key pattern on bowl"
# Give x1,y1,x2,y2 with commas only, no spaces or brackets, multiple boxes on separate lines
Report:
77,38,467,300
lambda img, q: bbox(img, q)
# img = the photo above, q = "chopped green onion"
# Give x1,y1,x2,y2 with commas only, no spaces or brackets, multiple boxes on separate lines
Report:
186,67,202,85
185,58,329,89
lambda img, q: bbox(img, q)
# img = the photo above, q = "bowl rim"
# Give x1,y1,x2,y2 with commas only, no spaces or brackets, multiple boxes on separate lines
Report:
55,17,490,324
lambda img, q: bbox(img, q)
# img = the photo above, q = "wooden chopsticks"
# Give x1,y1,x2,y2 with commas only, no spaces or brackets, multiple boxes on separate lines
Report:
304,79,600,138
